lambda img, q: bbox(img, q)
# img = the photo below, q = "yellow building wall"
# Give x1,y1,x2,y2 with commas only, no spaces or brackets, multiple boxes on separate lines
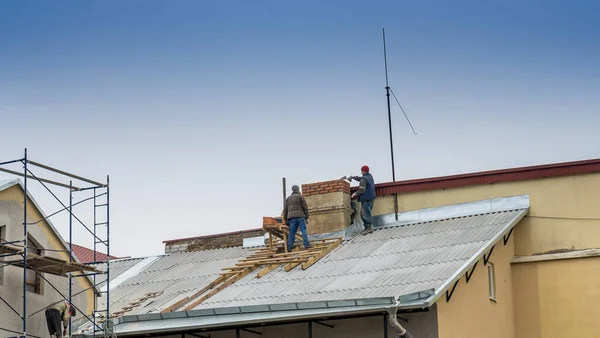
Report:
437,235,516,338
371,172,600,255
512,257,600,338
369,172,600,338
0,184,96,314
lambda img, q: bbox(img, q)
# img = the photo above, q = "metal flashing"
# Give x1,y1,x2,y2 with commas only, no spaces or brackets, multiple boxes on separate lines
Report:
397,289,435,304
188,309,216,317
121,297,398,325
270,303,298,312
161,311,187,319
242,236,267,248
372,194,529,229
101,255,162,292
100,303,395,337
240,305,271,313
215,307,242,315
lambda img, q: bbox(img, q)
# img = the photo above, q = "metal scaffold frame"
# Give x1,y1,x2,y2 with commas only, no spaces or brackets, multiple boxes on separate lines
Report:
0,148,111,338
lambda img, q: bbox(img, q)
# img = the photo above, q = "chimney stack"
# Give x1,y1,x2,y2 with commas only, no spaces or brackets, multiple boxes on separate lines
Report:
301,179,353,234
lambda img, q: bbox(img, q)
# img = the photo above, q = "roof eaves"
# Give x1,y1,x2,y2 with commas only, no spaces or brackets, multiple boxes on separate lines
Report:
424,207,529,306
101,297,398,337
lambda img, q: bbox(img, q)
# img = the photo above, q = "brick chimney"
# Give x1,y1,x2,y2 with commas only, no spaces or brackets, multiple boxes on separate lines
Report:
301,179,353,234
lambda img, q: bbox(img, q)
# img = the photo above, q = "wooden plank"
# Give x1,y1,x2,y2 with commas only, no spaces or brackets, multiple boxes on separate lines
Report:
236,259,308,268
302,239,342,270
284,261,302,272
256,264,279,278
161,274,229,313
235,256,310,266
3,249,102,276
240,249,322,261
183,267,257,310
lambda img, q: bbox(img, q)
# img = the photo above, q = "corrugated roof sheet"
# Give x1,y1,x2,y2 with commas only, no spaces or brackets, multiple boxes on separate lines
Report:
93,208,527,316
92,257,146,287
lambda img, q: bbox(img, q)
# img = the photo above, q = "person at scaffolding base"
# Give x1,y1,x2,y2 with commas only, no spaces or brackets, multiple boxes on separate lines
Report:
45,300,76,338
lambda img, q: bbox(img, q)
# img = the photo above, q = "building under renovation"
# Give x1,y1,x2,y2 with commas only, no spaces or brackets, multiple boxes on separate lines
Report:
73,158,600,338
0,150,111,338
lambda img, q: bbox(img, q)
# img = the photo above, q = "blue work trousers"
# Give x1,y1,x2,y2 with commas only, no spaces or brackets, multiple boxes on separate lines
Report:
287,217,311,251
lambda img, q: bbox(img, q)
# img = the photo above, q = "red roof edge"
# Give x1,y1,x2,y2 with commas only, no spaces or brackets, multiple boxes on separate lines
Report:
163,228,264,244
71,243,120,264
352,158,600,196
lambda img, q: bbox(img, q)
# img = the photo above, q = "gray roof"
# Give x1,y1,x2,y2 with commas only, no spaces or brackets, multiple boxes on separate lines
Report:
81,195,529,336
91,256,146,286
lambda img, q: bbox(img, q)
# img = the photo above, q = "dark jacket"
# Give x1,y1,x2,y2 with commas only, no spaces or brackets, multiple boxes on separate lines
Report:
354,173,376,202
284,192,309,221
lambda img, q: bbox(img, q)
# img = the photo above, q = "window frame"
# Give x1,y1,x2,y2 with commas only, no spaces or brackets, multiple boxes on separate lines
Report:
487,262,496,302
0,225,5,285
25,235,44,295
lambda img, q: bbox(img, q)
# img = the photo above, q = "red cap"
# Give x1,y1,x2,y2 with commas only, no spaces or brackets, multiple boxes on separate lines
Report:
361,165,370,173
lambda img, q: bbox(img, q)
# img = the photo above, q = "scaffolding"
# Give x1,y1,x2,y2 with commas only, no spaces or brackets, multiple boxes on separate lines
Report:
0,149,111,338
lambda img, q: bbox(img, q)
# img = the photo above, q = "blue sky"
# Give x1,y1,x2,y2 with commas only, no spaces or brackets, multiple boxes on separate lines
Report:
1,1,599,257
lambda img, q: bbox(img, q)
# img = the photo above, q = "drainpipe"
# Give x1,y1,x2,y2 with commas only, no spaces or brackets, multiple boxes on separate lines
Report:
387,307,414,338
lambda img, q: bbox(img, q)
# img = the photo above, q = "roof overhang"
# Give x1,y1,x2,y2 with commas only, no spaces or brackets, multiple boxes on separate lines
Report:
80,289,436,337
83,296,431,337
424,206,529,305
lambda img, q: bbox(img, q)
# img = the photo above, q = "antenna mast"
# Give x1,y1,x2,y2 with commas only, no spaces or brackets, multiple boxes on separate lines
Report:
383,28,399,220
383,28,396,182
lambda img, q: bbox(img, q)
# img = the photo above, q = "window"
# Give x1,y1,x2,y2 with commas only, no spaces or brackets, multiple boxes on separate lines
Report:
25,235,43,294
488,262,496,301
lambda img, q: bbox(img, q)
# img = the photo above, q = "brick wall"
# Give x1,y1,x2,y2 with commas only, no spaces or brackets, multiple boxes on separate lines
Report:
301,179,351,197
164,229,265,253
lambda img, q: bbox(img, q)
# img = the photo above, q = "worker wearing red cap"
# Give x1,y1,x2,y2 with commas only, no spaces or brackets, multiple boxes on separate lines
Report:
346,165,376,233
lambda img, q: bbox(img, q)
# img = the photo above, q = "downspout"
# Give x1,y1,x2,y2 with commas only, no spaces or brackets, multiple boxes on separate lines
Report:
387,307,414,338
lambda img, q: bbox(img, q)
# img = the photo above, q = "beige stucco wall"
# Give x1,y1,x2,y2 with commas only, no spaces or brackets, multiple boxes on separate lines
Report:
371,172,600,255
0,185,96,337
369,172,600,338
153,308,439,338
436,235,515,338
512,256,600,338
